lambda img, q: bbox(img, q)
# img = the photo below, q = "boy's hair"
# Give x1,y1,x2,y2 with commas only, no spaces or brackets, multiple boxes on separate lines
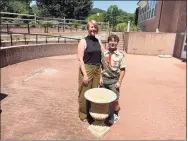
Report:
108,34,119,43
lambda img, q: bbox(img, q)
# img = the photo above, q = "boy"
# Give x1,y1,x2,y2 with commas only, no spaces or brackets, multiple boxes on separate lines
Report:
99,34,126,124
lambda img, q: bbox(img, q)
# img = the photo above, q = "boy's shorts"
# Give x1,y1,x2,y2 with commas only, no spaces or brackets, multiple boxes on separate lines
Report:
102,77,120,101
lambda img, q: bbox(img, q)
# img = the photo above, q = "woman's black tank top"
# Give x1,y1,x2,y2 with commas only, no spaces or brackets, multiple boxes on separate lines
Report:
83,35,101,64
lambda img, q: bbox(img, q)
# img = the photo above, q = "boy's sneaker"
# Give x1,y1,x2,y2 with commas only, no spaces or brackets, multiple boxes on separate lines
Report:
113,114,120,124
109,114,120,125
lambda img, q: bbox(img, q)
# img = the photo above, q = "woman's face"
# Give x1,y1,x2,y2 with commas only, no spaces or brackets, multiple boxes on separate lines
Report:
88,23,97,36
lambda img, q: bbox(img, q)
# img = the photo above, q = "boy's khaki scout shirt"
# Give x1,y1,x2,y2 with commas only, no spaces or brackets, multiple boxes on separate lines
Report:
102,49,126,77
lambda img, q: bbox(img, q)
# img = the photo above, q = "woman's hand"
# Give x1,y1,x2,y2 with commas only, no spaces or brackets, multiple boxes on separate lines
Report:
83,75,89,85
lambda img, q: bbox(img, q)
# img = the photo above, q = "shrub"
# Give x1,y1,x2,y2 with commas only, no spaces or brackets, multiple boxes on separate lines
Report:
73,21,81,29
40,21,55,28
81,25,86,31
29,20,36,27
115,23,127,32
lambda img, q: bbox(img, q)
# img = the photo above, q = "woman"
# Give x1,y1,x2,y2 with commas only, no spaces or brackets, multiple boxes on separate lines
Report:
77,20,105,121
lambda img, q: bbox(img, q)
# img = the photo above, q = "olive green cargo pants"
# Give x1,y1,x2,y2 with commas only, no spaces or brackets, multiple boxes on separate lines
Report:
78,64,101,120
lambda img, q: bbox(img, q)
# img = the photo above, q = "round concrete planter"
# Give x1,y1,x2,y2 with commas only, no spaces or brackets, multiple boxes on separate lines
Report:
84,88,117,138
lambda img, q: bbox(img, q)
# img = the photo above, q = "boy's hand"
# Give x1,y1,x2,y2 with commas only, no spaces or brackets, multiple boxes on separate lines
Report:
115,82,121,88
99,77,103,86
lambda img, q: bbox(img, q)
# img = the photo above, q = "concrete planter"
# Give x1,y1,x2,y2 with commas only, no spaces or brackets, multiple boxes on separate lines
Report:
84,88,117,138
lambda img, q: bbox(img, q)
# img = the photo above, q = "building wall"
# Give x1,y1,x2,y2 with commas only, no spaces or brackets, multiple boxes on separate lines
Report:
176,0,187,33
159,1,176,32
138,0,186,33
124,32,176,56
137,0,186,58
138,1,162,32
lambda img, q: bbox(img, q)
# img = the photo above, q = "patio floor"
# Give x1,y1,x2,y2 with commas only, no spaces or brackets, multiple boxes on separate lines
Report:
1,54,186,140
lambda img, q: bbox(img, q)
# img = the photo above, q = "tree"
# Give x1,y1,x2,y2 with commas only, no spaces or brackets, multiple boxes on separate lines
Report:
31,4,41,16
87,13,104,22
104,5,120,31
89,8,105,16
73,0,93,20
0,0,32,14
36,0,93,19
0,0,9,12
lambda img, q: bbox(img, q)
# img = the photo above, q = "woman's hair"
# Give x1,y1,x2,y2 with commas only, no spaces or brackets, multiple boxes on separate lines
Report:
87,20,99,33
107,34,119,43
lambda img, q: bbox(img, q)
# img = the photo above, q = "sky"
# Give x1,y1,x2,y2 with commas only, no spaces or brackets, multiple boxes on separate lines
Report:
93,1,138,13
30,1,138,14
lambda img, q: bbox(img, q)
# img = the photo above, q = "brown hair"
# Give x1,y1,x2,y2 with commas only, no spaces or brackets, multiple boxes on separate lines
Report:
107,34,119,43
87,20,99,33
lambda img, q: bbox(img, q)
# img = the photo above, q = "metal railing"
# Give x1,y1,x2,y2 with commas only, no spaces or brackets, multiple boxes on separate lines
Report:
0,31,81,47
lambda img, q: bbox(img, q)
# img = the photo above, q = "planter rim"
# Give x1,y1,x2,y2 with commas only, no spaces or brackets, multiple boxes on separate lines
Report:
84,88,117,104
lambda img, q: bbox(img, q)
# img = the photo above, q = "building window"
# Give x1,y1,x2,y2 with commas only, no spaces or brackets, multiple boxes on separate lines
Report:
139,0,157,23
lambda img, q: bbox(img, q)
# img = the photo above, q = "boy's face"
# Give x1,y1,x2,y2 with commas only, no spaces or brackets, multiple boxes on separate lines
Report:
108,39,118,50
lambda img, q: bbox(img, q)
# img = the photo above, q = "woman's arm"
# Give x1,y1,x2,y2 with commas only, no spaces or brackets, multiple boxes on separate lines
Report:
77,39,87,77
99,40,105,52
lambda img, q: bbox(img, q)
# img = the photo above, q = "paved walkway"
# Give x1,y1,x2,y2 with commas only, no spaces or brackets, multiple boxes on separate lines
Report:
1,54,186,140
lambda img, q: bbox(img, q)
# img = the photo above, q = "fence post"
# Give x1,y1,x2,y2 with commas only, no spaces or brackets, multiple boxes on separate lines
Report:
28,23,30,33
47,24,48,33
10,33,13,46
6,24,9,33
34,14,37,26
63,17,65,32
58,36,60,43
108,21,110,35
24,34,27,45
58,24,60,32
36,35,38,44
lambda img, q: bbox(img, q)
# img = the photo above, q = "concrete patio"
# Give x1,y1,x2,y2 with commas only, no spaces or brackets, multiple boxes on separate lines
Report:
1,54,186,140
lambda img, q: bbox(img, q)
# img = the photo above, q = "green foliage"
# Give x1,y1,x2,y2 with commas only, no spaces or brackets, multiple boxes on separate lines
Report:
87,13,104,22
81,25,86,31
40,21,55,28
115,23,140,32
14,16,24,26
1,0,33,15
73,21,81,29
36,0,93,19
29,20,36,27
31,4,41,16
0,0,9,12
116,23,127,32
89,8,105,16
130,25,141,32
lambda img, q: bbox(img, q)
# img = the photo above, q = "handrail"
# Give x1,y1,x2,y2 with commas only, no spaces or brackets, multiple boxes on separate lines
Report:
1,31,81,41
0,31,81,47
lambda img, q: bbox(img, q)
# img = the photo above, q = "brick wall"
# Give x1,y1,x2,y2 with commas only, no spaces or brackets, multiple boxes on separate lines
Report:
138,0,186,33
138,1,162,32
176,0,187,33
159,1,175,32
